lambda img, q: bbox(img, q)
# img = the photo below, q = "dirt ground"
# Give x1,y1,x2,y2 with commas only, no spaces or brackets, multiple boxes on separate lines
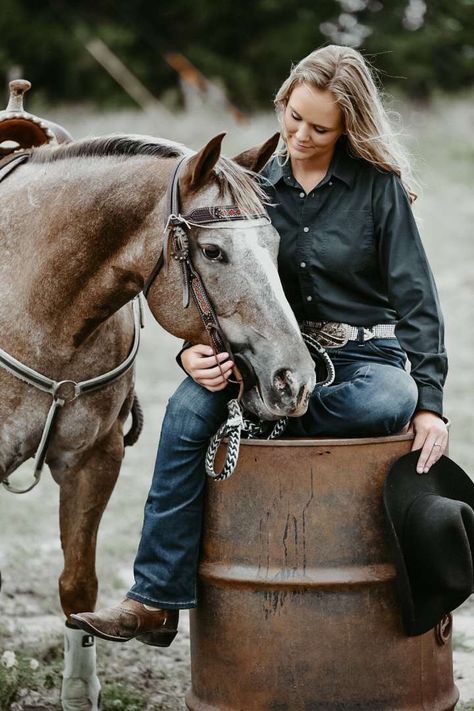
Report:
1,96,473,710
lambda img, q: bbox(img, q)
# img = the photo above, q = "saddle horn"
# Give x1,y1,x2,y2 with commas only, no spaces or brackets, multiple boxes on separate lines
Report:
0,79,73,157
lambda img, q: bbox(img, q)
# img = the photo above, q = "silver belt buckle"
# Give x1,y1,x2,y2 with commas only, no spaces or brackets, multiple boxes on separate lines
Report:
305,322,349,348
322,322,349,348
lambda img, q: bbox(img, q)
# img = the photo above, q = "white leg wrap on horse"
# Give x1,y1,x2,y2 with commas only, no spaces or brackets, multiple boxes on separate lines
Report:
61,624,101,711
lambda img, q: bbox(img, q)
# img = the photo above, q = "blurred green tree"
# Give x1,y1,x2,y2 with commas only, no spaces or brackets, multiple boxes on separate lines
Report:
0,0,472,107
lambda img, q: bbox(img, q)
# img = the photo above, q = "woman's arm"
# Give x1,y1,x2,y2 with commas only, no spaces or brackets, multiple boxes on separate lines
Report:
374,172,448,472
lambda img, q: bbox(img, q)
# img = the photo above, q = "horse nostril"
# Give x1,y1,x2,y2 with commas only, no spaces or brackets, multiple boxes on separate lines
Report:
273,368,294,394
271,372,310,413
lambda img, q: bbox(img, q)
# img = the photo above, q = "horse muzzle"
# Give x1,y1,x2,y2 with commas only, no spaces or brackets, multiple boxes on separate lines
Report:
240,364,315,420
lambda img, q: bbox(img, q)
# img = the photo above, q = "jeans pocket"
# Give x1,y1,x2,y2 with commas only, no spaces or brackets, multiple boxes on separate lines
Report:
365,339,407,368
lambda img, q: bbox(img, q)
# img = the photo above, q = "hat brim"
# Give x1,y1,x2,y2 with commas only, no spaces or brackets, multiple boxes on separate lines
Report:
383,451,474,636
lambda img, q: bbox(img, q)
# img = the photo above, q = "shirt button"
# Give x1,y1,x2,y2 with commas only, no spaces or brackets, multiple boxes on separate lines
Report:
303,227,309,233
299,191,305,198
300,261,306,268
329,181,333,187
306,295,312,302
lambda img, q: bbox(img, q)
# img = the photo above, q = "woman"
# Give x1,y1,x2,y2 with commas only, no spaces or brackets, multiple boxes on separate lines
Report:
72,45,448,646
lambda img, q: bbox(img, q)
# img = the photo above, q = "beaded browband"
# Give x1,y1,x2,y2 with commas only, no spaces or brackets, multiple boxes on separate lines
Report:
183,205,264,224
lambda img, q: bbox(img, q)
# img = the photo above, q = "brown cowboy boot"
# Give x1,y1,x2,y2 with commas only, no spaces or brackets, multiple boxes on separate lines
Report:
70,598,179,647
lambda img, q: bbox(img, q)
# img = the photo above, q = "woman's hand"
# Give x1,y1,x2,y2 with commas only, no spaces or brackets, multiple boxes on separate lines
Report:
410,410,448,474
181,344,234,392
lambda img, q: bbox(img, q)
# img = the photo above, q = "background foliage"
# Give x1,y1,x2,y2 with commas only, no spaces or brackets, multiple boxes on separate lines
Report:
1,0,473,108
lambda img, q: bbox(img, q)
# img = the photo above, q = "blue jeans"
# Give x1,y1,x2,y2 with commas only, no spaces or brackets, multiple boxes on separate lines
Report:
127,339,417,609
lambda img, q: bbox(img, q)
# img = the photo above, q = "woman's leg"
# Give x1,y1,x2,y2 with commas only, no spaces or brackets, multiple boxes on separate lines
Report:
70,377,233,644
286,340,418,438
127,376,232,609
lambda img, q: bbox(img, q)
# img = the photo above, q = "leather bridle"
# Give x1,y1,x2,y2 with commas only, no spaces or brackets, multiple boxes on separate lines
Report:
143,154,269,390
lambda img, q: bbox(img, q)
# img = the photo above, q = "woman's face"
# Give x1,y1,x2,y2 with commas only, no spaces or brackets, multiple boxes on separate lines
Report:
283,83,344,163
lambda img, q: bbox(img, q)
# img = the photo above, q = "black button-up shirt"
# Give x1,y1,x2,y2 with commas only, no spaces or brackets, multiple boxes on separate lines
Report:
261,137,447,416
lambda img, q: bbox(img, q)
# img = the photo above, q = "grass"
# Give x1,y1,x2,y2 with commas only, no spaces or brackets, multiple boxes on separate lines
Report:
0,651,41,709
100,683,147,711
0,641,64,710
0,629,185,709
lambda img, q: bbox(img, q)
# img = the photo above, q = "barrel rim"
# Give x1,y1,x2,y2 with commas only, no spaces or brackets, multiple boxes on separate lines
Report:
239,432,415,447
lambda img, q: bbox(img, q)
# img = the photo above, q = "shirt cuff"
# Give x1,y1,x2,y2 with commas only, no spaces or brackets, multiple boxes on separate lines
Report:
415,385,444,418
176,340,193,373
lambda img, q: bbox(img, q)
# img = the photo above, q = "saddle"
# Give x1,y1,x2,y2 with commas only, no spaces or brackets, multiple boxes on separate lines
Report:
0,79,72,160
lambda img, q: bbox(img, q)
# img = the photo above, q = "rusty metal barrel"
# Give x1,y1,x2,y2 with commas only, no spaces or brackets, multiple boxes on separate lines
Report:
186,433,459,711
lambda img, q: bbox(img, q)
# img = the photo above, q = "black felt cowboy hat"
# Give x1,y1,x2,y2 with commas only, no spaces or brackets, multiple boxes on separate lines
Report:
383,451,474,636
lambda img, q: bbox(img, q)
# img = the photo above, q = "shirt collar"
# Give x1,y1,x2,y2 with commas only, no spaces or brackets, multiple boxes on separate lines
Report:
264,137,355,189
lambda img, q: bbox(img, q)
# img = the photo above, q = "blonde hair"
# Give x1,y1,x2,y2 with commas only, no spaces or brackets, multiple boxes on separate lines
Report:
275,45,417,201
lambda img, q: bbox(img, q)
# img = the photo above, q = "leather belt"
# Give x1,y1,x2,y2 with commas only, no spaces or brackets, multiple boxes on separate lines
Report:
300,321,396,349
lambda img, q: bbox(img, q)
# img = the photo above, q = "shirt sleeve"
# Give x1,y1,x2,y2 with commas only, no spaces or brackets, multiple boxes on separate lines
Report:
373,172,448,416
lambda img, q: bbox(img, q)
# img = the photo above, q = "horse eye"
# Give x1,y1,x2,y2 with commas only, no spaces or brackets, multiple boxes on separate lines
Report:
201,245,224,262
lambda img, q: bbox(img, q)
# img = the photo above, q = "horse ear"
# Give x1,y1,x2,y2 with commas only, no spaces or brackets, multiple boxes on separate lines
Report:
182,133,226,190
232,132,280,173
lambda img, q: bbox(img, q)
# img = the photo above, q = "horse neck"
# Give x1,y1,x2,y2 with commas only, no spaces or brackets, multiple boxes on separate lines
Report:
2,156,172,352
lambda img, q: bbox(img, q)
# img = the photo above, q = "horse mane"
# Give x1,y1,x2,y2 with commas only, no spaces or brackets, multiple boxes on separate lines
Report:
29,134,186,162
30,134,268,216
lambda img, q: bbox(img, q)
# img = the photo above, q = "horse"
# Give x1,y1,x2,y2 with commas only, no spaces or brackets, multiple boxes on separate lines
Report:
0,131,316,709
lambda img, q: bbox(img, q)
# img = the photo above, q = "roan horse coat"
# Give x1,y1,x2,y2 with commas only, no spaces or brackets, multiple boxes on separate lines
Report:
0,132,315,708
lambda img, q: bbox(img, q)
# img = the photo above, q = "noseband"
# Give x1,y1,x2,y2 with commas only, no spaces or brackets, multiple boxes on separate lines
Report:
143,155,267,389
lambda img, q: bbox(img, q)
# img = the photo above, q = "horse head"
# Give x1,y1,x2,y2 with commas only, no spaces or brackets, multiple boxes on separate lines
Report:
145,134,316,420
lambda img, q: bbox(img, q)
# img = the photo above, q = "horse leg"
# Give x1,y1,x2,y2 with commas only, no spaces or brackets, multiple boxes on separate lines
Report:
51,424,124,711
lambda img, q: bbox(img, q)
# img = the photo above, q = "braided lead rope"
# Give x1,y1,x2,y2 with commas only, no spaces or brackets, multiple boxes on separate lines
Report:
205,334,336,481
301,332,336,387
205,399,244,481
241,413,288,440
205,399,288,481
